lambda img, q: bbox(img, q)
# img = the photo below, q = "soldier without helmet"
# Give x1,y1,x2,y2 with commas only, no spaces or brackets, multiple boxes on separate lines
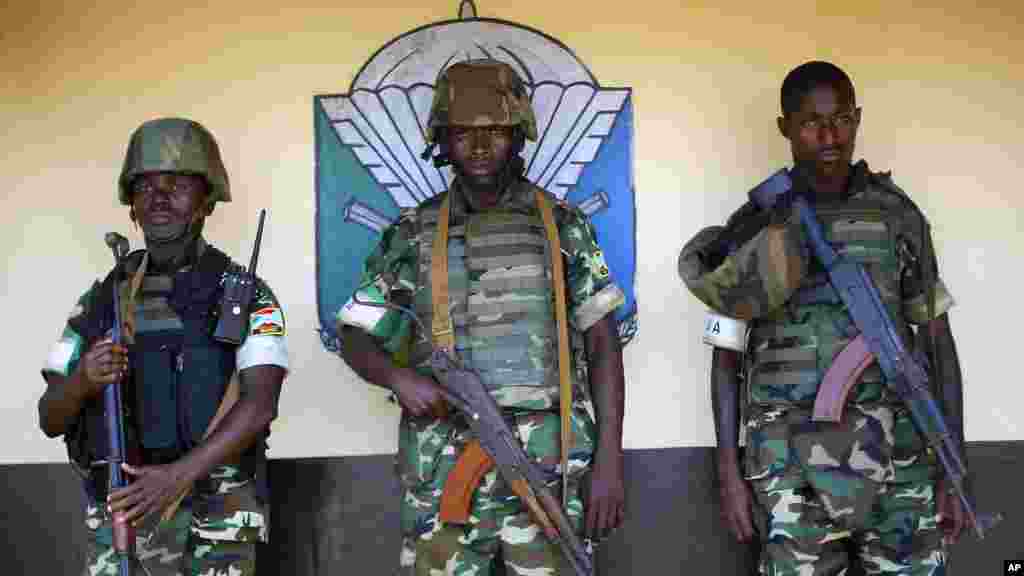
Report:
679,61,966,575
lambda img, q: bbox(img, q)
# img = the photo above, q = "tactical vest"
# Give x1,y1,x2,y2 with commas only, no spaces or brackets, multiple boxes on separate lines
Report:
408,182,562,410
70,245,249,486
747,173,917,408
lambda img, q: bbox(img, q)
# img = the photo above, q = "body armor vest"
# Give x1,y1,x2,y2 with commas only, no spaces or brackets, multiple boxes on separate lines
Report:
747,174,916,408
130,264,235,452
70,245,247,482
409,182,561,410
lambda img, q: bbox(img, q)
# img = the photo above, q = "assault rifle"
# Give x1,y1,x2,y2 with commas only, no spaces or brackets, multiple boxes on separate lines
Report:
103,232,135,576
748,168,1002,540
430,349,594,576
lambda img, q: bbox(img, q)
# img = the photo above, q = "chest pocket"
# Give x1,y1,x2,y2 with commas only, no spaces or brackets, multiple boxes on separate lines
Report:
819,208,900,308
133,323,234,450
180,343,232,443
134,339,179,449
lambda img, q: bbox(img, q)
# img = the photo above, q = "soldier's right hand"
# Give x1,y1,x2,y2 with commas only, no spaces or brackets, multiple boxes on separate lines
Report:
718,464,756,542
76,338,129,400
390,370,448,419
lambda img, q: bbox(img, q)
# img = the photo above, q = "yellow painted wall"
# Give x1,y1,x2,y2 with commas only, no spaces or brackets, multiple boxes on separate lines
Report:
4,0,1021,463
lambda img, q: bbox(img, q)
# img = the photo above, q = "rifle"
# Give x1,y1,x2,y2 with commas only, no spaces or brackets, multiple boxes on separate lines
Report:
347,281,594,575
748,168,1002,540
214,209,266,344
430,349,594,576
103,232,135,576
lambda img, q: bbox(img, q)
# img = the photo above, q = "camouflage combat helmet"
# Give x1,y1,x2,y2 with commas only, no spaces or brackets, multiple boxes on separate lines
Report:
118,118,231,206
425,59,538,143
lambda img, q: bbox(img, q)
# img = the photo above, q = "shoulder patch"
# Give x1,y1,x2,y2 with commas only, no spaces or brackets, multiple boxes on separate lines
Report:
250,306,285,336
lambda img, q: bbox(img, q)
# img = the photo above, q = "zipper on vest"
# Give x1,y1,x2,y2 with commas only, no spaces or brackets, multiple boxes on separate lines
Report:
172,347,190,453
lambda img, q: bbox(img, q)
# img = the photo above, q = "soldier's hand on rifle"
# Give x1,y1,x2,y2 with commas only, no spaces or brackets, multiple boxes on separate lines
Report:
936,477,965,545
77,337,129,399
391,369,448,419
108,462,196,527
718,461,756,542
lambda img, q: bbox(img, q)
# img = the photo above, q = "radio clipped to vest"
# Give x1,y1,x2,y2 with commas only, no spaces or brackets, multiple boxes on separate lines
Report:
214,210,266,345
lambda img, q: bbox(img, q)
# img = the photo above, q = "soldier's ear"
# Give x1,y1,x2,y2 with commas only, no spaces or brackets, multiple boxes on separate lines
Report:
777,115,791,140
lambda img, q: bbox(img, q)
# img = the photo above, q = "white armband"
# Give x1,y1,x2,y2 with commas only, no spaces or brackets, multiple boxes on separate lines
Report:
702,311,748,352
337,284,390,335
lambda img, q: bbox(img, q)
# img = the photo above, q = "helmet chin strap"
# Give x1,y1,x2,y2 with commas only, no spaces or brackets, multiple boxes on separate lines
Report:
142,211,206,273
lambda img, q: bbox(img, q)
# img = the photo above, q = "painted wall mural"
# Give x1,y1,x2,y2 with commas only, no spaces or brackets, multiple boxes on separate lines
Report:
315,0,638,352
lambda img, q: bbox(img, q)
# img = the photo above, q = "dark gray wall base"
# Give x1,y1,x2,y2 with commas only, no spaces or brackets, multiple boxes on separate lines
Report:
3,443,1021,575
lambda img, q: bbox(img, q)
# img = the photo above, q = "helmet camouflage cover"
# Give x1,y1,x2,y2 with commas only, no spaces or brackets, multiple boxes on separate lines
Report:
118,117,231,205
425,59,538,144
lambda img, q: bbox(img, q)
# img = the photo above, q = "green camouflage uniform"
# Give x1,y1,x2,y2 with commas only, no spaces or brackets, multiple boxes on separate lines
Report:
42,118,288,576
339,179,624,576
681,162,956,575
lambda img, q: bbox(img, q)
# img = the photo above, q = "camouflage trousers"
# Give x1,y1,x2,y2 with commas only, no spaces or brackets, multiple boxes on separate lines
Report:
397,405,596,576
83,465,267,576
745,404,946,576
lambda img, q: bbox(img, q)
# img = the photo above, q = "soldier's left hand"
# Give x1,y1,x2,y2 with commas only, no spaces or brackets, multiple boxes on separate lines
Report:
936,477,964,545
584,451,626,540
107,462,196,527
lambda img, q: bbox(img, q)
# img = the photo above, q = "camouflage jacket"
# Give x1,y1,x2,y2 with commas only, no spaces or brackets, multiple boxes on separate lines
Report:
338,178,624,410
681,161,955,408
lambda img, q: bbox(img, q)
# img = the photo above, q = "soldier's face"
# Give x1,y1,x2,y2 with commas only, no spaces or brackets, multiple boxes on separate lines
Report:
130,172,208,242
780,84,861,179
449,125,515,189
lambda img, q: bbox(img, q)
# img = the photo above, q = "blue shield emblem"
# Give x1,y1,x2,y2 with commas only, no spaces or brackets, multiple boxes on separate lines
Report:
315,6,638,351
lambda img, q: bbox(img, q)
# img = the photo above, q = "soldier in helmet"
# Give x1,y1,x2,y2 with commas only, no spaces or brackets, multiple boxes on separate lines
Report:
38,118,288,575
337,59,627,574
679,61,966,574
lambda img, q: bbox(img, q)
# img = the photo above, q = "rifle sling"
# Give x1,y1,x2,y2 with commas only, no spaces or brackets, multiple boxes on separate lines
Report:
431,189,574,511
431,194,454,351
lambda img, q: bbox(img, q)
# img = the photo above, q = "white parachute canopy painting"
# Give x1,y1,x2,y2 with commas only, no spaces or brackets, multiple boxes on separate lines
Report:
317,13,630,208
